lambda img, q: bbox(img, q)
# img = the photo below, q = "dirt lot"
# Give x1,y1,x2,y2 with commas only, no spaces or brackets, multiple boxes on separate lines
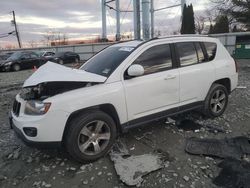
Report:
0,60,250,188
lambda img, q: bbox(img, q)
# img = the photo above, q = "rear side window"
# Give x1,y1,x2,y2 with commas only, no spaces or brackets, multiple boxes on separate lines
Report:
133,44,172,75
30,53,38,58
204,42,217,61
176,42,198,66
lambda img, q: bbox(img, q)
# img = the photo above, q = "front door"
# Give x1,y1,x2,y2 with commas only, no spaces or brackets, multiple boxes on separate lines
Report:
123,44,180,122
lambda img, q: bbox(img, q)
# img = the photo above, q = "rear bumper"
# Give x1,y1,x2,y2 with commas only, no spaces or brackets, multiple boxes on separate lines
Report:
9,113,61,148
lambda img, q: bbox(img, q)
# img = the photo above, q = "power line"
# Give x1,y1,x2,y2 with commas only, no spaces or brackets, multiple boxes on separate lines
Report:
107,8,115,34
120,0,132,25
0,31,15,38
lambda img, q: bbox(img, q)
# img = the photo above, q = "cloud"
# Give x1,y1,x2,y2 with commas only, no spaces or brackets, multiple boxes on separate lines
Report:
0,0,208,46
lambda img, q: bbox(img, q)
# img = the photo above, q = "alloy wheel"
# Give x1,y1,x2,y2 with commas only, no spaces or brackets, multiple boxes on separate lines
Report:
210,89,226,114
77,120,111,156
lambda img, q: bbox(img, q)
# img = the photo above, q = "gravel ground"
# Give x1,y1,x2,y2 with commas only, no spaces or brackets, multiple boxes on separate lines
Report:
0,60,249,188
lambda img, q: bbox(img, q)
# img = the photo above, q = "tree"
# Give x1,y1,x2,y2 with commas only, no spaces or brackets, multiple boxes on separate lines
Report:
210,0,250,30
181,4,196,34
195,16,206,34
28,40,37,48
208,24,214,34
212,15,230,33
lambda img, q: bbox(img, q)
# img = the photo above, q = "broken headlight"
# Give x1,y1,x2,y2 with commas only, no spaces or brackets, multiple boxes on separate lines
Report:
24,100,51,115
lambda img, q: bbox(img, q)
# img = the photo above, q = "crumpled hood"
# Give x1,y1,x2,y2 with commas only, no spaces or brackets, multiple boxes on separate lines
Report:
23,61,107,87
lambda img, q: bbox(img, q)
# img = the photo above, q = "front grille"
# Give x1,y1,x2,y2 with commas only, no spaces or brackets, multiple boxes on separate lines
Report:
13,99,21,117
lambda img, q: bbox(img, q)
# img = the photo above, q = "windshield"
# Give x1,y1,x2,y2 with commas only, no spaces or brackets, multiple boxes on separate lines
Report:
80,46,134,77
36,51,44,57
6,52,22,61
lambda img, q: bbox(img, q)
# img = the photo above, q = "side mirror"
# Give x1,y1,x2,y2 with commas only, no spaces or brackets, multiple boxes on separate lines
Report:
127,64,144,77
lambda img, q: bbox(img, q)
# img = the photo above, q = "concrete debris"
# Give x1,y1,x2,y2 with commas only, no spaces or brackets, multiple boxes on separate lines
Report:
69,167,76,171
205,125,226,133
26,156,33,163
183,176,190,182
165,117,176,125
0,175,7,181
134,132,153,141
97,171,102,176
8,147,21,160
110,140,164,187
173,173,178,177
82,180,88,185
42,181,52,188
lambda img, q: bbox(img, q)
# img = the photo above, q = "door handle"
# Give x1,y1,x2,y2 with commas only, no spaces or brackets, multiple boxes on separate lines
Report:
164,75,176,80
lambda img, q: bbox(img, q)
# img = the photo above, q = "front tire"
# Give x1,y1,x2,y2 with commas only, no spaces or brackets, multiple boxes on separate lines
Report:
203,84,228,118
65,111,117,162
12,64,21,71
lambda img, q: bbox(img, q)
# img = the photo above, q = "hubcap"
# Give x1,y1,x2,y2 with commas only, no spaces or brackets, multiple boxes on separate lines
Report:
77,120,111,155
14,65,20,71
210,89,226,114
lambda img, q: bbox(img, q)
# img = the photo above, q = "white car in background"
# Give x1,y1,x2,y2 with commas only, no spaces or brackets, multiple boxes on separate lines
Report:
10,36,238,162
38,51,55,58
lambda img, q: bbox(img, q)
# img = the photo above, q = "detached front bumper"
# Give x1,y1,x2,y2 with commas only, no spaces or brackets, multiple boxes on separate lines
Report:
9,94,70,148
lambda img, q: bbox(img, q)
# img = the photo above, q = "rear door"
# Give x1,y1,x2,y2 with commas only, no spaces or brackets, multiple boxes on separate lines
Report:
123,43,180,122
176,42,215,106
29,52,41,67
20,53,32,69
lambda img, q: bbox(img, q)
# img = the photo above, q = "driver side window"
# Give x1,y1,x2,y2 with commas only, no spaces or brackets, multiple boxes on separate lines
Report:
133,44,173,75
21,53,30,59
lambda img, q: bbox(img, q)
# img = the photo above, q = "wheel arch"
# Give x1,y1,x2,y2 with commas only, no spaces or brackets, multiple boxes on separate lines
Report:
62,103,122,144
11,63,21,71
213,78,231,93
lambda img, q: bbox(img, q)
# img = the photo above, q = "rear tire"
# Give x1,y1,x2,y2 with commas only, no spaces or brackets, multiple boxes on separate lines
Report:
59,60,64,65
12,64,21,71
203,84,228,118
65,111,117,162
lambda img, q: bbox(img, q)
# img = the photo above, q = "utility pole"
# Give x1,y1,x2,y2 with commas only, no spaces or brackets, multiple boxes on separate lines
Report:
11,11,21,48
115,0,121,41
142,0,150,40
133,0,141,40
150,0,154,38
101,0,107,40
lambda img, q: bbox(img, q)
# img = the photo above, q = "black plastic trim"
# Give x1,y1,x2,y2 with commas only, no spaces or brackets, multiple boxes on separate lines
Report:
122,101,203,132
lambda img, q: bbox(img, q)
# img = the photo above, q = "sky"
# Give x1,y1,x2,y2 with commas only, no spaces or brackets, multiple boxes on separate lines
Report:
0,0,210,47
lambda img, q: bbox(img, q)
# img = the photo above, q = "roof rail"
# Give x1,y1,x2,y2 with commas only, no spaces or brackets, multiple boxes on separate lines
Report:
148,34,209,41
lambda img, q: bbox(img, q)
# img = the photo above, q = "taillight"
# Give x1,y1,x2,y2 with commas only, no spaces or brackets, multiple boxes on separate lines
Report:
234,59,238,72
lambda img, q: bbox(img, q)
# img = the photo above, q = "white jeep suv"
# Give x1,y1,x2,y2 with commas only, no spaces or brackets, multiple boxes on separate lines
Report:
10,36,238,162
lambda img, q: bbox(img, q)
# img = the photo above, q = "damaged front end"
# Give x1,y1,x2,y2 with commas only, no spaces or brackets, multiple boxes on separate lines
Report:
19,62,108,100
13,62,107,116
20,81,97,100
